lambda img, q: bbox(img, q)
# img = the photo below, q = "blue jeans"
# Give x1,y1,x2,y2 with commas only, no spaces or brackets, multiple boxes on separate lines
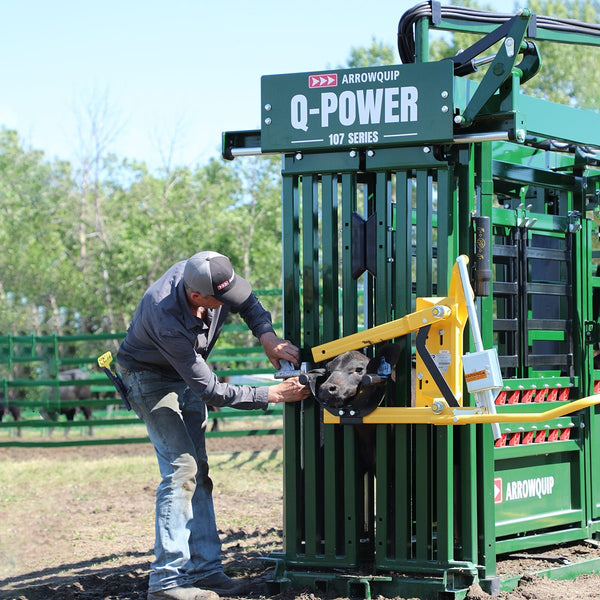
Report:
121,369,223,592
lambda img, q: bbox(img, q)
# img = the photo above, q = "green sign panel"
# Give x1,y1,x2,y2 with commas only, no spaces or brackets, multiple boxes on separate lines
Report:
260,61,454,153
494,451,583,536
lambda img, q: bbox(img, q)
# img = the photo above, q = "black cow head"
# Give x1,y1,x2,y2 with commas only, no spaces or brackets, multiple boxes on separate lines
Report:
303,343,401,417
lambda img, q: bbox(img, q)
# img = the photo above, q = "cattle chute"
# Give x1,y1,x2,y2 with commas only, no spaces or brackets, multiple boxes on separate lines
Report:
224,3,600,597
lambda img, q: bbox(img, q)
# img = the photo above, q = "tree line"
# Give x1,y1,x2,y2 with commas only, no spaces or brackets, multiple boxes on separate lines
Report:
0,0,597,339
0,128,283,336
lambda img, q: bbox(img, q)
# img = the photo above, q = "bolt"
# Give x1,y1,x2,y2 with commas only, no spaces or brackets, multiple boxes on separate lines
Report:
295,152,302,160
441,90,449,98
441,105,449,113
515,129,526,143
264,117,272,125
431,401,444,414
349,150,357,158
367,149,375,157
454,114,463,124
264,104,272,111
423,146,431,154
505,37,515,58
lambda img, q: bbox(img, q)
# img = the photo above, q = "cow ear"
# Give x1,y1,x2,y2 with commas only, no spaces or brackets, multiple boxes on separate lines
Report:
324,353,346,373
301,369,327,397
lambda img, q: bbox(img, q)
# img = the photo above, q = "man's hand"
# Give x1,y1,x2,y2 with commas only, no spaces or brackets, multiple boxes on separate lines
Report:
268,377,311,403
260,331,301,369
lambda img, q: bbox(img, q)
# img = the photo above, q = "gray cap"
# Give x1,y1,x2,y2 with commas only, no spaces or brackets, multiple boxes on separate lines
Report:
183,251,252,308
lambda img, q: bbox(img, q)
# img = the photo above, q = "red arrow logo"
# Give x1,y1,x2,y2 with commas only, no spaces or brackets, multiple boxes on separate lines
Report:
494,477,503,504
308,73,338,88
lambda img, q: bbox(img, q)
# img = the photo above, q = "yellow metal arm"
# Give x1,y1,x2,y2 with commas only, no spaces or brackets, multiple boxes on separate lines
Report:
310,257,469,365
323,395,600,425
311,304,452,362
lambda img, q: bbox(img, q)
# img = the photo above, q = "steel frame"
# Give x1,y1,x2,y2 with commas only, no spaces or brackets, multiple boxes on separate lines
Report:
224,3,600,598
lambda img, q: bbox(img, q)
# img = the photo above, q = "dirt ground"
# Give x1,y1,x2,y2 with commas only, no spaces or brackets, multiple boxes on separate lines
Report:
2,437,600,600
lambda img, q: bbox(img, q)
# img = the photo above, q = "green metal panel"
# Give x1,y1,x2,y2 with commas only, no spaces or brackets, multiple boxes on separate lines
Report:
494,442,585,538
522,95,600,150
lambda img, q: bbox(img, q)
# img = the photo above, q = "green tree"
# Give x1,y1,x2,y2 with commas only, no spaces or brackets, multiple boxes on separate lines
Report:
520,0,600,108
343,0,600,110
0,129,75,334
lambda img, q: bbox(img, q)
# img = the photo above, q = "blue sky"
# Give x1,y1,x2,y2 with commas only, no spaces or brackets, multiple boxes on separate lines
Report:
0,0,510,170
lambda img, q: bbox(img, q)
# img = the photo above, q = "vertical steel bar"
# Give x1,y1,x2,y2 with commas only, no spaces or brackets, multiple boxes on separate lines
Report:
394,170,414,562
436,168,455,294
375,172,391,325
301,174,323,559
415,170,433,298
321,174,339,345
281,170,304,557
414,13,430,63
415,168,434,563
436,427,454,564
341,171,361,564
415,425,432,561
321,173,343,561
341,173,358,335
472,145,496,578
376,169,413,565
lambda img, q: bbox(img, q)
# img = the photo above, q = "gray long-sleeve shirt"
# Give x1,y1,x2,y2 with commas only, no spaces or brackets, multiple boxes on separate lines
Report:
116,260,275,410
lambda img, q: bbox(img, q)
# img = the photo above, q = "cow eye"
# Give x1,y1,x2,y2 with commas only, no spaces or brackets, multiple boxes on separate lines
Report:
354,366,364,374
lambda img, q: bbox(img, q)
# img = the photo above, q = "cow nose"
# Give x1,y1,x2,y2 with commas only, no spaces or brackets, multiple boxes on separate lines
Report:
318,384,338,401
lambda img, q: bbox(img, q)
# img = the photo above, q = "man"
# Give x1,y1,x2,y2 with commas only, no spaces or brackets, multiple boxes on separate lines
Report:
117,251,310,600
